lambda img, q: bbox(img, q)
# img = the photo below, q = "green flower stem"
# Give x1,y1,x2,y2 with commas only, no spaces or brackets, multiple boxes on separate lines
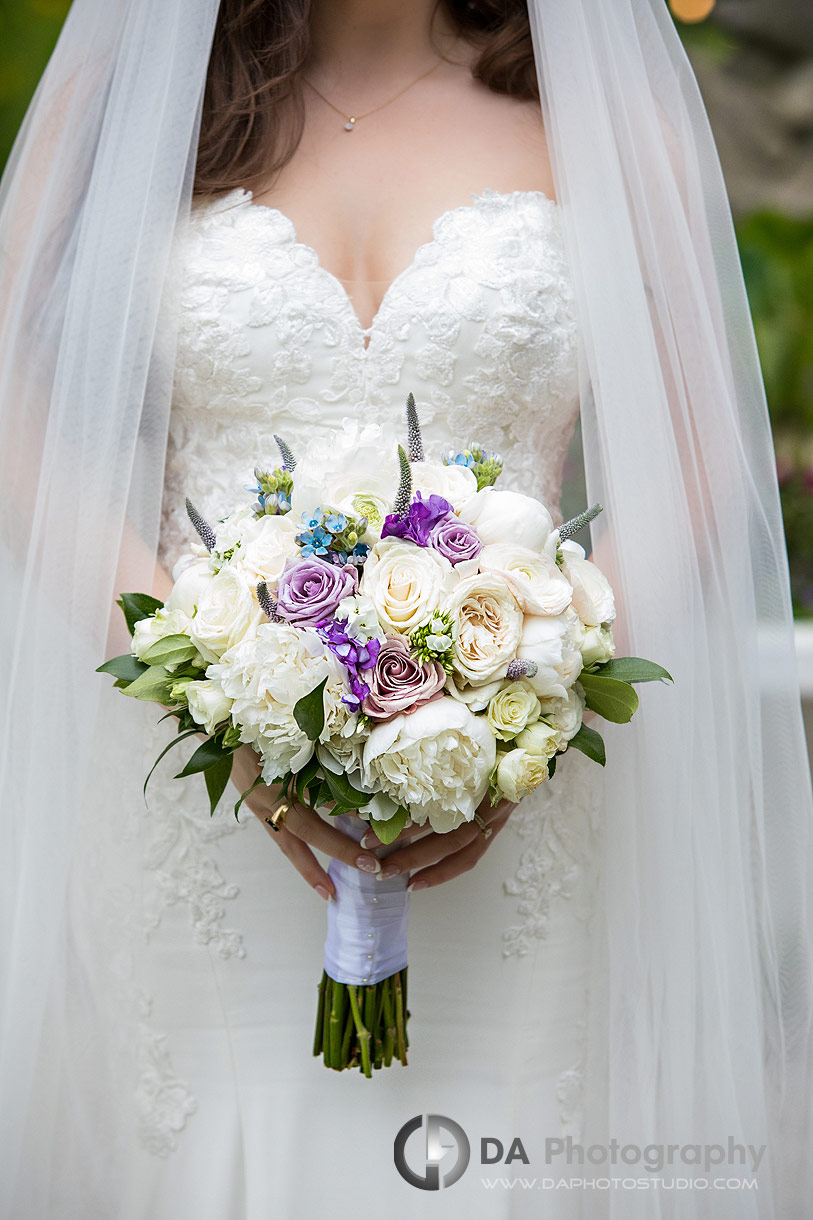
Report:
312,968,410,1074
313,973,327,1057
330,981,346,1070
394,973,408,1064
347,985,373,1078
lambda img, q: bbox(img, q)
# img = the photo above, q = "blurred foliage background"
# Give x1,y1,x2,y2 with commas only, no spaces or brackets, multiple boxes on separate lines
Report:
2,0,813,613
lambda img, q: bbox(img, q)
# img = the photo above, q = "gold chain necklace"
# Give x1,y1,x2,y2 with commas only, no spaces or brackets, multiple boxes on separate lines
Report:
303,55,445,132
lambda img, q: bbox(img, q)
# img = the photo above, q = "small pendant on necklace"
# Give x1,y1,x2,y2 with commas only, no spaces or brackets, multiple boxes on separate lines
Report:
344,117,356,132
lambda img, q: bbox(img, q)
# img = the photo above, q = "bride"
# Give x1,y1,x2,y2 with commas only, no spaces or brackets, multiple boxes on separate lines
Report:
1,1,812,1217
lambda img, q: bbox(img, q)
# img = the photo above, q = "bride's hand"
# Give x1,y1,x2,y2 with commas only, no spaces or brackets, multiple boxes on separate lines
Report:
230,743,390,901
356,794,518,892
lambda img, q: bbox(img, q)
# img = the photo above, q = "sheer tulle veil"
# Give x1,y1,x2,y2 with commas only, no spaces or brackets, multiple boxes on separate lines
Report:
1,1,811,1216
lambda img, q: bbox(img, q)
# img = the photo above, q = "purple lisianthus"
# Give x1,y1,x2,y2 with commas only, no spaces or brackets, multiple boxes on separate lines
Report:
317,618,381,712
275,556,358,629
380,491,454,547
362,635,446,721
428,515,482,565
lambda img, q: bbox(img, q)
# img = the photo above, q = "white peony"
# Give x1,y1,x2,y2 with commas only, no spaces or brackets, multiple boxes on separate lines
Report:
360,536,457,635
361,698,497,833
495,748,550,803
443,572,524,685
537,683,586,743
516,608,584,699
486,681,542,741
166,557,214,618
581,623,616,667
478,543,573,616
409,458,478,512
560,540,616,626
288,418,398,527
209,623,347,782
444,670,505,712
187,565,264,664
185,679,233,734
458,486,554,551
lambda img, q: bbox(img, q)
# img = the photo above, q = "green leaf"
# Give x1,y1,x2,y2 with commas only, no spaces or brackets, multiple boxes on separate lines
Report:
234,774,264,822
578,673,639,723
568,723,607,765
368,805,409,845
117,592,163,635
590,656,674,684
322,767,372,811
174,735,234,779
204,752,234,816
293,677,328,742
142,729,201,801
120,665,174,703
96,653,147,682
547,753,557,779
141,633,198,667
295,755,320,806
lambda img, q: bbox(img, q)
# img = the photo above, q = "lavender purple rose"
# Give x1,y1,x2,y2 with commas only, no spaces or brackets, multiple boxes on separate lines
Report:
362,635,446,721
275,555,358,629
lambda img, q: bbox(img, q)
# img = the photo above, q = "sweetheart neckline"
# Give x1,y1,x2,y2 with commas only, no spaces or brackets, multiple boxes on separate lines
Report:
214,186,559,347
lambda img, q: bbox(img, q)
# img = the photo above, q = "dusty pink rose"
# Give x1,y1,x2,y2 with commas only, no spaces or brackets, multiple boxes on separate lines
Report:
362,635,446,721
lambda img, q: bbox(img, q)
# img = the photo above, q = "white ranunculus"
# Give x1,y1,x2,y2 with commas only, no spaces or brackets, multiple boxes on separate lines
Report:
444,572,524,685
458,486,554,551
486,681,542,741
209,623,347,782
514,720,562,759
233,512,300,587
360,536,457,635
478,543,573,616
537,683,585,743
131,606,195,661
560,541,616,627
516,608,583,699
495,748,549,803
409,459,478,512
187,566,264,664
361,698,497,833
185,679,233,734
288,418,398,524
581,623,616,667
166,556,214,618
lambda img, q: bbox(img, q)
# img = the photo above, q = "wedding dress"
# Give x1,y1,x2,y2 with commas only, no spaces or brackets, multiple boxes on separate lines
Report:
117,184,603,1218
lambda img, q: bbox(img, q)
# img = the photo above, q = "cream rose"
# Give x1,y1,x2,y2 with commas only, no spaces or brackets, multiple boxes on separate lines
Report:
495,748,550,803
458,487,555,552
560,541,616,626
361,698,497,833
234,512,300,586
187,566,263,664
516,608,583,699
409,458,478,512
514,720,562,759
360,536,456,635
185,679,233,734
537,683,586,743
486,681,542,741
581,623,616,667
444,572,524,685
131,606,195,661
478,543,573,616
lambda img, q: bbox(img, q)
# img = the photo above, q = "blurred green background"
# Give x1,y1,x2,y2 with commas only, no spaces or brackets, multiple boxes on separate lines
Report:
3,0,813,615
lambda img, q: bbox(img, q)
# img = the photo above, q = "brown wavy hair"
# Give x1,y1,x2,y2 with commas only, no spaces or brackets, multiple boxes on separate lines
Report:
195,0,536,198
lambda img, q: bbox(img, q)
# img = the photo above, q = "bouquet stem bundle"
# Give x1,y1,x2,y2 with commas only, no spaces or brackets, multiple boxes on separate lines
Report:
313,968,409,1076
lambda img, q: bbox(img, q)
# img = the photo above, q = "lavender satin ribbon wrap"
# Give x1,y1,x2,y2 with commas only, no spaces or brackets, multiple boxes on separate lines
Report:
324,813,410,985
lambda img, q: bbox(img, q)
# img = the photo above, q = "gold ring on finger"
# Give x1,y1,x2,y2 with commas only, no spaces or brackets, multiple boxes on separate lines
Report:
473,812,493,840
265,801,289,833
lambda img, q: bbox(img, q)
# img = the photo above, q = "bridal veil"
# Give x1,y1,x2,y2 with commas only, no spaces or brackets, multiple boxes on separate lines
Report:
1,1,811,1216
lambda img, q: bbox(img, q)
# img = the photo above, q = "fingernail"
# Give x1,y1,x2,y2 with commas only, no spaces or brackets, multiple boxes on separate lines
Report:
315,884,331,901
356,854,381,873
376,865,401,880
407,878,429,892
360,831,378,849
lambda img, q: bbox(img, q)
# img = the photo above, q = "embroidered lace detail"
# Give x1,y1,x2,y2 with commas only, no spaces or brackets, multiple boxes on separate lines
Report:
141,719,248,960
136,1019,199,1157
556,1057,586,1140
501,746,601,958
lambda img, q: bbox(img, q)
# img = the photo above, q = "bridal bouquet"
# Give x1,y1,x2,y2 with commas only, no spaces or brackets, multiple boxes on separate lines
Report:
99,394,671,1076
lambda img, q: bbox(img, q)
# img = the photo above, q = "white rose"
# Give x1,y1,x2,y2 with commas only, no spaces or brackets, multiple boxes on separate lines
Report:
131,606,195,661
360,536,456,635
581,623,616,667
187,566,263,664
444,572,523,685
495,748,549,803
289,418,398,524
516,608,583,699
234,512,300,586
560,542,616,627
486,681,542,741
514,721,562,759
361,698,497,833
478,543,573,616
185,679,233,734
209,623,347,782
409,459,478,512
166,557,213,618
458,487,554,551
537,683,585,743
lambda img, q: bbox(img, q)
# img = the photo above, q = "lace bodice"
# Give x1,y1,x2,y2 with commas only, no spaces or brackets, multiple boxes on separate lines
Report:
161,186,581,569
